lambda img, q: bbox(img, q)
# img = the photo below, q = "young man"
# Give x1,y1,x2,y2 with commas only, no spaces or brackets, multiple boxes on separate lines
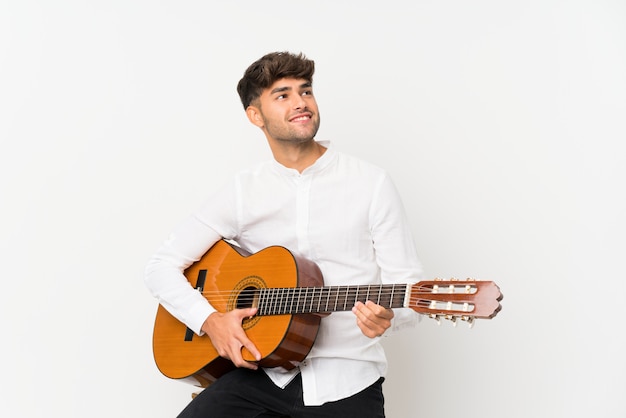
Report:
145,51,424,417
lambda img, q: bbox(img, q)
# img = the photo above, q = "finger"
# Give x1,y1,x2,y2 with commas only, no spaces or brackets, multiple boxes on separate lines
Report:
365,300,394,319
231,308,261,363
229,341,259,370
352,303,381,333
355,317,382,338
353,302,391,337
234,307,258,321
353,301,386,322
240,335,262,362
221,333,257,368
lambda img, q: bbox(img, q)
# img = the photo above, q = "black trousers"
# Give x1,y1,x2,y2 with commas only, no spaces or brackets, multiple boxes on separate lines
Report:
177,368,386,418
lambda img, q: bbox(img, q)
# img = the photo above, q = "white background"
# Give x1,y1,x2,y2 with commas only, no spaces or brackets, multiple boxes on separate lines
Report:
1,1,625,417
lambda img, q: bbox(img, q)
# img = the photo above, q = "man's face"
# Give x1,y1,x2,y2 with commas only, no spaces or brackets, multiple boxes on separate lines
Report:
253,77,320,144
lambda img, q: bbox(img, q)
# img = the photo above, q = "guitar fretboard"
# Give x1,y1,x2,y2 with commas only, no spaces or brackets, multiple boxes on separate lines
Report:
255,284,408,316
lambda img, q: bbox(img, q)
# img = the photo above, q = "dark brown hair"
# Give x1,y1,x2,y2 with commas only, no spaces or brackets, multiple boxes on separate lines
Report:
237,51,315,109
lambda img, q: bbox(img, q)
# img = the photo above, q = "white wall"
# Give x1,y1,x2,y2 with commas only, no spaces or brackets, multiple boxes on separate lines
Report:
1,1,624,417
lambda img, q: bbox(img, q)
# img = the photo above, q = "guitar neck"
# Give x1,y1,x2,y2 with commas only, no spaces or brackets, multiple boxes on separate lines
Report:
255,284,408,316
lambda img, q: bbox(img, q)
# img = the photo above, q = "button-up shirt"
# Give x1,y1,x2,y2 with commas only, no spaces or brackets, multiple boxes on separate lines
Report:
145,140,424,405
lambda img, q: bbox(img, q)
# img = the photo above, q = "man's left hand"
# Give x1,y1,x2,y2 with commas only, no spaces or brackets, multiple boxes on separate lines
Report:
352,300,394,338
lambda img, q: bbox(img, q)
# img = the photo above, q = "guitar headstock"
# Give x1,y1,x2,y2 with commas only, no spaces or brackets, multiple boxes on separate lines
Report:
408,279,503,327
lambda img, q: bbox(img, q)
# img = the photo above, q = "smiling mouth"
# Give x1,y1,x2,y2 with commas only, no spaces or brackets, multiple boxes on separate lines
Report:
289,114,311,122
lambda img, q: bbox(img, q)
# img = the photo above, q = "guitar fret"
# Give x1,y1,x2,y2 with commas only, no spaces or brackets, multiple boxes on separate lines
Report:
274,287,283,315
270,288,276,315
286,287,294,315
316,287,321,312
266,288,272,315
299,288,306,314
308,287,314,313
266,287,271,315
316,287,322,312
301,288,307,313
335,286,343,310
268,287,275,315
282,288,289,314
300,288,306,313
309,287,315,313
324,286,331,312
289,288,295,314
258,288,266,315
274,288,281,314
356,285,364,304
303,288,309,313
309,287,317,312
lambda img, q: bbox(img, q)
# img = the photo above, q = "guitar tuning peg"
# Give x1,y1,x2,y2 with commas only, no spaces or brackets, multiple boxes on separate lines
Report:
461,316,475,329
445,314,457,326
430,314,442,325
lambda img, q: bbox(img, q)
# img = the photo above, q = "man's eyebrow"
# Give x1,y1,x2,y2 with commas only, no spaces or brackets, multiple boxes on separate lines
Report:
270,86,291,95
270,82,312,95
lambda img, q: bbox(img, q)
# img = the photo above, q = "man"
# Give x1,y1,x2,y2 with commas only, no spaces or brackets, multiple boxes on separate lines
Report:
145,51,424,417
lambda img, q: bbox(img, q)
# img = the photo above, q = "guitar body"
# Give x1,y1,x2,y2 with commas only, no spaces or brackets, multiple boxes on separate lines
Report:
152,240,324,387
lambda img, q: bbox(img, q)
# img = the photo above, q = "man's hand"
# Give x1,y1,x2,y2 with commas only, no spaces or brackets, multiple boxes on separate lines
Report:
352,300,395,338
201,308,261,369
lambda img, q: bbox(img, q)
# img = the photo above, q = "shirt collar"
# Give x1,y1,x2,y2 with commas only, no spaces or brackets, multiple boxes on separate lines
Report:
271,140,335,176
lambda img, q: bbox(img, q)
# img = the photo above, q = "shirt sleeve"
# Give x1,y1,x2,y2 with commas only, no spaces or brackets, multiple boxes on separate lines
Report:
144,176,242,335
369,171,425,333
144,214,222,335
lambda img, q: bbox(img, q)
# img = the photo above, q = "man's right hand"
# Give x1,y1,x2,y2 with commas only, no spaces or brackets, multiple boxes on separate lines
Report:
201,308,262,370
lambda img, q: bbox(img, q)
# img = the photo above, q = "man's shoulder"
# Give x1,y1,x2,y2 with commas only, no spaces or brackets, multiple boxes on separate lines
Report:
333,149,388,176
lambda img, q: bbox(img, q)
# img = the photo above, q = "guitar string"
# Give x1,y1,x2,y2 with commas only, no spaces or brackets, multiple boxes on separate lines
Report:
197,288,407,304
197,283,478,297
198,287,478,298
192,287,478,314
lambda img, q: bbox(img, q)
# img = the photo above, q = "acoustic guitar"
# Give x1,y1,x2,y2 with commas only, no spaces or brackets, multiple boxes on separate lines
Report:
152,240,503,388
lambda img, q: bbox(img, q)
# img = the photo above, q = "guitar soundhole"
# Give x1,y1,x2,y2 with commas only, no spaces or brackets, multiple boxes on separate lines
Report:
236,286,257,309
230,276,265,330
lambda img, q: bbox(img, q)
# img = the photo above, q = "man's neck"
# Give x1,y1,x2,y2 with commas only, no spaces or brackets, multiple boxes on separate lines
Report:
269,140,327,173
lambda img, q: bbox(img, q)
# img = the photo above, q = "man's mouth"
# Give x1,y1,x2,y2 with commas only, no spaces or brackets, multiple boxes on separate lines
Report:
289,114,311,122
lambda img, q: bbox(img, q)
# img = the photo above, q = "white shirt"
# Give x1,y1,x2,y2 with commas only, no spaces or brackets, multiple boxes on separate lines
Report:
145,140,424,405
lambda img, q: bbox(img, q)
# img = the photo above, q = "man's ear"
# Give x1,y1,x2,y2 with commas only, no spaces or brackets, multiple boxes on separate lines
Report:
245,105,264,128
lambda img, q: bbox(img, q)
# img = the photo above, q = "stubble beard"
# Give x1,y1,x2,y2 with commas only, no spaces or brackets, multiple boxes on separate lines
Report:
264,114,321,145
